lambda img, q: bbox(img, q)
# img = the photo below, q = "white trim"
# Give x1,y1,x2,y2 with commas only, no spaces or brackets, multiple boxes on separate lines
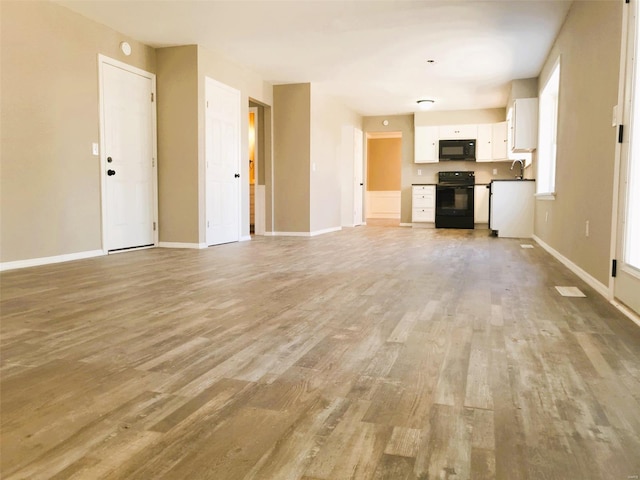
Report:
0,250,104,272
400,223,413,227
535,193,556,200
240,235,252,242
610,300,640,328
267,227,342,237
98,55,158,254
533,234,609,299
158,242,207,249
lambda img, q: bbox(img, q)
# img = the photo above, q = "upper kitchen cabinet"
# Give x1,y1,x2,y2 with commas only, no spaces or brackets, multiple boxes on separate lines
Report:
508,98,538,152
492,122,508,160
414,125,439,163
477,122,508,162
439,124,478,140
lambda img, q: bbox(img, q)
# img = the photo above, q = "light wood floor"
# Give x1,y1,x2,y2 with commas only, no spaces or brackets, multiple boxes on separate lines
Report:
1,227,639,480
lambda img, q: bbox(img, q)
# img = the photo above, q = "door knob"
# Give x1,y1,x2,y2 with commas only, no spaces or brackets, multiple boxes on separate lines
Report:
234,173,240,178
107,169,116,176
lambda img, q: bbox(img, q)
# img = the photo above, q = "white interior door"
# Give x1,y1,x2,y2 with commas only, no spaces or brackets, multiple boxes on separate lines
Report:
206,77,241,246
353,127,364,226
101,59,156,252
615,0,640,315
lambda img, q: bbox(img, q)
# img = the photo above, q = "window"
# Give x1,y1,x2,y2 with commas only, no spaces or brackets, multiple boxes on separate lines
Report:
536,58,560,197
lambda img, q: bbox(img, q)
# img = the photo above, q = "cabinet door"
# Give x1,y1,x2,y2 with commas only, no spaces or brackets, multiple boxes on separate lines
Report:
439,124,478,140
414,125,438,163
512,98,538,152
474,185,490,223
491,122,508,160
476,124,493,162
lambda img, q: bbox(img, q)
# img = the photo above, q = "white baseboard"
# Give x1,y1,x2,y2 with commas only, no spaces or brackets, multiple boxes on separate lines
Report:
400,223,413,227
0,249,104,272
240,235,252,242
267,227,342,237
532,235,609,299
158,242,207,249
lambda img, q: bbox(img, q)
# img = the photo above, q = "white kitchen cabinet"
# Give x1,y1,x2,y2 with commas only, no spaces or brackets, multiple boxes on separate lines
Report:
412,185,435,223
476,124,493,162
474,185,490,224
414,125,439,163
508,98,538,153
477,122,508,162
439,124,478,140
490,180,535,238
492,122,508,160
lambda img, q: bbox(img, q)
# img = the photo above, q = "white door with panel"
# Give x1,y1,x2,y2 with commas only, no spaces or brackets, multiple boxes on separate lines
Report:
101,58,156,252
615,0,640,315
205,77,241,246
353,128,364,226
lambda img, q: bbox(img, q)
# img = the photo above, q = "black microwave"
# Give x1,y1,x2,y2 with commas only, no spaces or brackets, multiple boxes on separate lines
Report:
439,139,476,161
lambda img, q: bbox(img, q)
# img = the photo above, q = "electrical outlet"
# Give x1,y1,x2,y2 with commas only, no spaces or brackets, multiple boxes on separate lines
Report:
585,220,590,237
492,168,497,175
418,169,422,176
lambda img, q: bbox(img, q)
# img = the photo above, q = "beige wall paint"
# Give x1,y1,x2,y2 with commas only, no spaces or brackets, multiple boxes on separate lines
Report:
156,46,199,244
0,1,155,263
367,138,402,191
273,84,311,233
365,109,515,225
198,46,274,241
534,1,622,286
310,88,362,233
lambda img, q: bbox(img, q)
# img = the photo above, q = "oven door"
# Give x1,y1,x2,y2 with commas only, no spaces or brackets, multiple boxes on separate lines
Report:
435,184,475,229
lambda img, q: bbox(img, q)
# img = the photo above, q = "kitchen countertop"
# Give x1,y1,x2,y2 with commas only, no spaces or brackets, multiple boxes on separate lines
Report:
490,179,536,182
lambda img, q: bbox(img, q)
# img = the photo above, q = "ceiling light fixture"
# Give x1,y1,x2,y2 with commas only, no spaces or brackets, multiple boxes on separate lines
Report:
417,99,435,111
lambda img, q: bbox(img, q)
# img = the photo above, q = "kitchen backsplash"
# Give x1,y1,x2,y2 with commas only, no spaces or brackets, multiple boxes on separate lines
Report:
409,159,531,184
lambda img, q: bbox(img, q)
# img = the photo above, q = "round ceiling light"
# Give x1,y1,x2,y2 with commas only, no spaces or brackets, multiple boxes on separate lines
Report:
417,99,435,111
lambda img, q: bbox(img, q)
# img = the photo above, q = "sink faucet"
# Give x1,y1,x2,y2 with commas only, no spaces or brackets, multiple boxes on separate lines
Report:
511,159,524,179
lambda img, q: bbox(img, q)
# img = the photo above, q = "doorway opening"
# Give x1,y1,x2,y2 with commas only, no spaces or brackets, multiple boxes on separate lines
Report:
249,100,270,235
365,132,402,226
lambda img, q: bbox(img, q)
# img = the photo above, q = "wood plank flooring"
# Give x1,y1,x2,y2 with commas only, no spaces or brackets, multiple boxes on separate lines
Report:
1,226,639,480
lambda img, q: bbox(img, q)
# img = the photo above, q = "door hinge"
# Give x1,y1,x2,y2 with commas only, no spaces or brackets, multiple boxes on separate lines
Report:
151,92,154,102
612,259,617,277
626,0,630,4
153,221,157,232
618,124,624,143
206,100,209,108
152,158,155,167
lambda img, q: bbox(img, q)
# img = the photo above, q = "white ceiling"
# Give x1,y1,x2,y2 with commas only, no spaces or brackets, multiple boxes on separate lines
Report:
56,0,573,116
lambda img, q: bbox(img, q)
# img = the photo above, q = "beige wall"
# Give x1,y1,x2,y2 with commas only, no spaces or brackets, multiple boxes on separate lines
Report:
364,109,515,225
273,84,311,233
0,1,156,263
534,1,622,285
198,46,274,240
156,46,199,244
310,88,362,233
367,138,401,191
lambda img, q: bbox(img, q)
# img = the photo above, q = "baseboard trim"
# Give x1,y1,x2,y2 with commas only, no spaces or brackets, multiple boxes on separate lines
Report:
532,235,609,299
0,249,105,272
158,242,207,249
266,227,342,237
399,223,413,227
240,235,252,242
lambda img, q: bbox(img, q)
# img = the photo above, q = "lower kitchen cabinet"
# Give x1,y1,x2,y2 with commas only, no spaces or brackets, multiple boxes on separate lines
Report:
474,185,490,224
412,185,435,223
490,180,536,238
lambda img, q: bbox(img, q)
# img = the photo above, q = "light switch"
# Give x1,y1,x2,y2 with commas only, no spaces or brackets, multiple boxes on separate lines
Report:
92,143,99,156
612,105,618,127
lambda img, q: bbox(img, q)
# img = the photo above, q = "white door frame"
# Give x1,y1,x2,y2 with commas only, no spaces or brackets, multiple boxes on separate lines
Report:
610,0,640,321
98,55,158,254
249,106,265,235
